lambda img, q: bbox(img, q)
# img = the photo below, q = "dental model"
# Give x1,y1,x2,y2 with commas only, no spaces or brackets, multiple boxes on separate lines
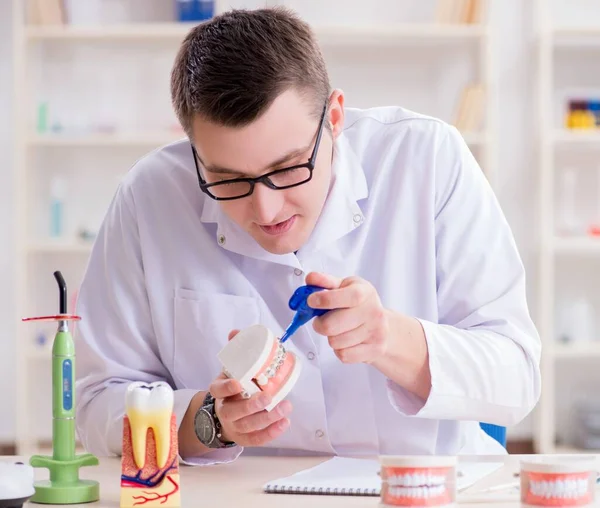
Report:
218,324,301,411
379,456,457,507
120,382,181,508
520,457,596,507
0,462,35,508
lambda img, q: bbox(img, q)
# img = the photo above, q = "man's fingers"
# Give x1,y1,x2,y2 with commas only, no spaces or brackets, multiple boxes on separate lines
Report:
231,400,293,435
334,344,372,364
209,377,242,399
241,417,291,447
304,271,343,290
327,325,367,351
218,391,272,422
308,282,370,310
312,308,364,337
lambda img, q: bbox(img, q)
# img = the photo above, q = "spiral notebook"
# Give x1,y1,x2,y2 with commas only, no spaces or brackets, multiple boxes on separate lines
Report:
262,456,504,496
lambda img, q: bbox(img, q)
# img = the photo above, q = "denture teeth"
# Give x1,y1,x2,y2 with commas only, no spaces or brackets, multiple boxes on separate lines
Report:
257,374,268,386
529,478,589,499
125,381,173,470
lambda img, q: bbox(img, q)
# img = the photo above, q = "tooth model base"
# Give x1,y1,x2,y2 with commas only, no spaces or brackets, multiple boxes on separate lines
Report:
120,383,180,508
520,458,596,507
379,456,457,507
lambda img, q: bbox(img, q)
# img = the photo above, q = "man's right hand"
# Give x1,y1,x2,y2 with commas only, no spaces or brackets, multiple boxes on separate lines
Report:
208,330,293,446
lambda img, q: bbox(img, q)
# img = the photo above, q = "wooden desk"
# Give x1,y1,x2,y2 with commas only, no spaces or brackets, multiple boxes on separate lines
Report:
3,454,600,507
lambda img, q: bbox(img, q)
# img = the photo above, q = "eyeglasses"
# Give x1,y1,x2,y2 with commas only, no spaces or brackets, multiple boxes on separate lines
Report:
191,103,327,201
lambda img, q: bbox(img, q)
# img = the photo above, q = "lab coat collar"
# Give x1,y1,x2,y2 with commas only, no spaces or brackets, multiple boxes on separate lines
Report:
200,131,368,268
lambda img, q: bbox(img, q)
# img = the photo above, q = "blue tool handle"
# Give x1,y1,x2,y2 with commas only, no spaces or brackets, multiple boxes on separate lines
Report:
280,285,330,343
288,285,329,315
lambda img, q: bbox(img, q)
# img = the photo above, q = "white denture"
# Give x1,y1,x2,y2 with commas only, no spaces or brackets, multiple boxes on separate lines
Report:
388,485,446,498
218,324,301,411
387,473,447,487
528,478,589,499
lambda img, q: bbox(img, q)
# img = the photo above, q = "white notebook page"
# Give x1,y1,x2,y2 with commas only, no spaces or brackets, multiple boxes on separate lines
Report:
262,456,504,495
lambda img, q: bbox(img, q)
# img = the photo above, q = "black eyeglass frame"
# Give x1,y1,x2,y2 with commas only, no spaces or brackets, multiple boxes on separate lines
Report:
191,103,328,201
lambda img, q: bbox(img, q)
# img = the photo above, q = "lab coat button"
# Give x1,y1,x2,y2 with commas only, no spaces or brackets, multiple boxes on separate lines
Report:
294,268,303,276
315,429,325,439
353,214,363,224
217,234,226,245
307,351,315,360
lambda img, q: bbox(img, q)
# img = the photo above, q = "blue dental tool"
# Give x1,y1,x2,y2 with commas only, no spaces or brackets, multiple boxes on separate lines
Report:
280,285,329,343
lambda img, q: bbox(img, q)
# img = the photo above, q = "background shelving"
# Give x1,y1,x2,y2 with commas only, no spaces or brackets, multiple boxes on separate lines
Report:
12,0,495,455
535,0,600,454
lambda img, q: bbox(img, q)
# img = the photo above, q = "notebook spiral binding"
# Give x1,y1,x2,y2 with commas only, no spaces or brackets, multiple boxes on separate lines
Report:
263,484,379,496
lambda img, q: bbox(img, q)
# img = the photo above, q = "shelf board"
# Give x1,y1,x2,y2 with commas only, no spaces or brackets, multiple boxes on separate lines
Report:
553,444,599,455
552,342,600,359
553,130,600,146
28,241,93,254
25,22,198,41
461,132,487,145
314,23,487,45
553,237,600,254
27,348,53,360
553,27,600,47
24,22,487,44
28,132,186,147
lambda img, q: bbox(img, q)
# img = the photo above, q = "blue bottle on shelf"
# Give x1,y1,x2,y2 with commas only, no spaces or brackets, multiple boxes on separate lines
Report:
589,100,600,127
176,0,214,22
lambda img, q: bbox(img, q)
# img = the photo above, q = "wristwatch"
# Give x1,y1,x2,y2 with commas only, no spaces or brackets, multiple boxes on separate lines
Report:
193,392,237,449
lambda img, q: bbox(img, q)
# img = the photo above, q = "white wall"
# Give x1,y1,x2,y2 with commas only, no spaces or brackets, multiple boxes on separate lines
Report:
1,0,593,445
0,0,15,442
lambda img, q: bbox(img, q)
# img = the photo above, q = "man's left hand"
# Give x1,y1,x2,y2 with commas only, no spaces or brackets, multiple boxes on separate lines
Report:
305,272,391,365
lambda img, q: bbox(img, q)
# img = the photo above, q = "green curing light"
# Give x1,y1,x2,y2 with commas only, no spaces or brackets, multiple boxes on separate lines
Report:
22,271,99,504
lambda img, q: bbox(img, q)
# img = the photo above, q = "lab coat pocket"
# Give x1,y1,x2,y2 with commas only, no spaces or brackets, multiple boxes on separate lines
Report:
172,288,261,389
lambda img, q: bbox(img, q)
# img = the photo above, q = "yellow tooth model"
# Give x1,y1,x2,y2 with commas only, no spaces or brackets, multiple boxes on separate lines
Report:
120,382,181,508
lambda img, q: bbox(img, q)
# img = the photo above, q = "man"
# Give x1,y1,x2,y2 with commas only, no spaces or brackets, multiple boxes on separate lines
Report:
75,7,541,465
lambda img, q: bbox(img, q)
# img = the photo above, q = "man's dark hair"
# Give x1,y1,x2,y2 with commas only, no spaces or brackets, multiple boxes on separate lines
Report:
170,7,331,135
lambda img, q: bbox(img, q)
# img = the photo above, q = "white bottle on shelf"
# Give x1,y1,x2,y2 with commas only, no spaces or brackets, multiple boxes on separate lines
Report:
559,297,595,343
556,167,582,236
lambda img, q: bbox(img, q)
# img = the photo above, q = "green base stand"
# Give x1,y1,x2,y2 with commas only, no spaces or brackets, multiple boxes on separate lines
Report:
29,453,100,505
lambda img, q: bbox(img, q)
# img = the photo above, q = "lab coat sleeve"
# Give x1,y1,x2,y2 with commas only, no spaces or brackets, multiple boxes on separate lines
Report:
386,125,542,426
75,183,243,466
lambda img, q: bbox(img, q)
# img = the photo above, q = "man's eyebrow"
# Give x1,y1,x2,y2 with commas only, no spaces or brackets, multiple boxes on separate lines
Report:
201,143,311,176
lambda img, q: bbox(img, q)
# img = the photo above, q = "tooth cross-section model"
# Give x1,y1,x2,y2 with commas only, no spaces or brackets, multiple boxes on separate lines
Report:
379,456,457,507
218,324,302,411
120,382,180,508
520,458,596,507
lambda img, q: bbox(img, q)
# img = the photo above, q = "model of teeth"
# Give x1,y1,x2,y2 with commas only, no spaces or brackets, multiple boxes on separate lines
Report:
218,324,301,411
520,458,596,507
379,456,457,507
125,381,174,470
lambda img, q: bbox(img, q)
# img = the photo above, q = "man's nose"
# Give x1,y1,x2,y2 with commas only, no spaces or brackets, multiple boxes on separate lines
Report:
251,183,284,224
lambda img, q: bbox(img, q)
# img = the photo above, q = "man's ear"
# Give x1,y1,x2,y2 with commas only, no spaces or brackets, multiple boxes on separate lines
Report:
327,89,345,140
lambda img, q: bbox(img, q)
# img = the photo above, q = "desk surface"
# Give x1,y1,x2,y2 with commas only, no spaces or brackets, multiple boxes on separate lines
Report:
4,454,600,507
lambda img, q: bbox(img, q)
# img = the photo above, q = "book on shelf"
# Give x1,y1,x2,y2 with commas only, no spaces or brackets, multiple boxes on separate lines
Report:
435,0,484,24
453,83,486,133
27,0,66,26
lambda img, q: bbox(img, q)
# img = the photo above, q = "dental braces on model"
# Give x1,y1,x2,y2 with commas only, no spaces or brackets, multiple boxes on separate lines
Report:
257,344,287,386
225,341,288,399
218,325,302,410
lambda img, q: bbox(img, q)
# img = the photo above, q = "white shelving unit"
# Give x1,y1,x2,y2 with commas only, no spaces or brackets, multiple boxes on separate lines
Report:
12,0,495,455
534,0,600,454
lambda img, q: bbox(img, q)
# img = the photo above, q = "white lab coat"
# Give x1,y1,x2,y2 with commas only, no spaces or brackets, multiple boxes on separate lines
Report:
74,106,541,465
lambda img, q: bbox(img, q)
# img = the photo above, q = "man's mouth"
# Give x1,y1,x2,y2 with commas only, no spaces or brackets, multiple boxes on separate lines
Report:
258,215,297,235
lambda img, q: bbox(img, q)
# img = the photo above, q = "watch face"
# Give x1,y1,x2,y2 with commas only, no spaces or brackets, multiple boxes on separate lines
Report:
195,408,216,445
